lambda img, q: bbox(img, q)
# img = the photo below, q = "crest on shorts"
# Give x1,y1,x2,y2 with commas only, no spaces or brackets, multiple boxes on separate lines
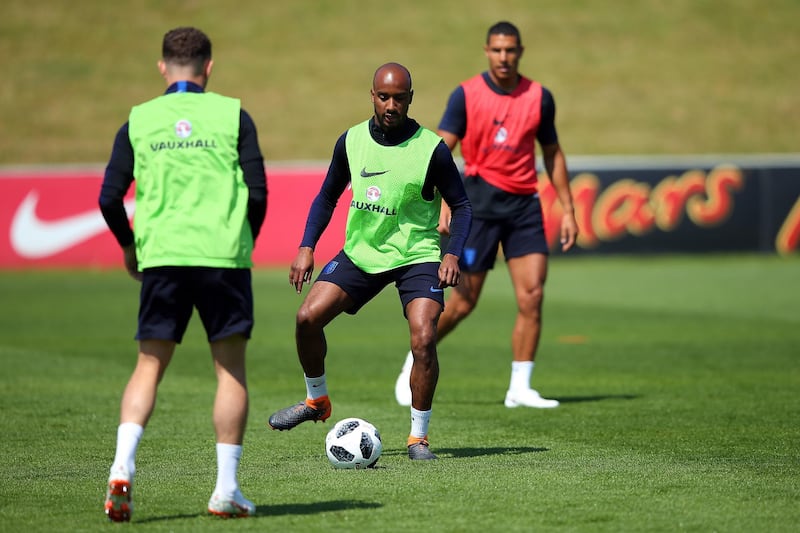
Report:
463,248,477,267
322,260,339,275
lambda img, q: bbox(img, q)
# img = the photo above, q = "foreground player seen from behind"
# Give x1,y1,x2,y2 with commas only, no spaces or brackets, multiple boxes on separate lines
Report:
99,26,267,521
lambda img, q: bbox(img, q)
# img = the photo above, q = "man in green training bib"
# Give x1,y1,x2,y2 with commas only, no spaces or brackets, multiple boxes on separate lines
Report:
268,63,472,461
99,27,266,520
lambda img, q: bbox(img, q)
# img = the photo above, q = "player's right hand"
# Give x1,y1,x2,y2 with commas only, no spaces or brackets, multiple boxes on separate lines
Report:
438,253,461,287
123,244,142,282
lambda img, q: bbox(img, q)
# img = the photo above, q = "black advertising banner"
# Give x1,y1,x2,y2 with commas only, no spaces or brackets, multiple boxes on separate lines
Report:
538,155,800,255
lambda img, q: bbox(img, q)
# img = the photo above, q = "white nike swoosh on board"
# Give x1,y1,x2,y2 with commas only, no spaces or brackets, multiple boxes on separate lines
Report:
10,190,135,259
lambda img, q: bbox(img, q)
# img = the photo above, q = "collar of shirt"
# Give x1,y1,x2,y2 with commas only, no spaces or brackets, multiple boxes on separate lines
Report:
368,117,420,146
165,81,205,94
481,71,521,95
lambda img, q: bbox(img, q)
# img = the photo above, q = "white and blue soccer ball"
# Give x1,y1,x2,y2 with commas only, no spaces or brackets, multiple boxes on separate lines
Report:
325,418,382,469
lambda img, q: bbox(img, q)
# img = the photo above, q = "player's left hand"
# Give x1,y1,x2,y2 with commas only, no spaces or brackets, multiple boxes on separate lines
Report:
560,212,579,252
438,253,461,287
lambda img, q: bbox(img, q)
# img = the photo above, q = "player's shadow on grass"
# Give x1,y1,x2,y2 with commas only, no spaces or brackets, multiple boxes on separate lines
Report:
552,394,638,404
439,394,638,406
439,446,548,459
136,513,206,523
135,500,381,523
382,446,547,459
253,500,382,517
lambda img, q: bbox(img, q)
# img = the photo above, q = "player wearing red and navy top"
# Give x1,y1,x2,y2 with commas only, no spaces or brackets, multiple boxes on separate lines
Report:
458,73,544,195
394,21,579,409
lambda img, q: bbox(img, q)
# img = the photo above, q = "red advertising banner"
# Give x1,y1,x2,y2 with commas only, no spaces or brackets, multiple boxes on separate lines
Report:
1,156,798,269
0,166,349,268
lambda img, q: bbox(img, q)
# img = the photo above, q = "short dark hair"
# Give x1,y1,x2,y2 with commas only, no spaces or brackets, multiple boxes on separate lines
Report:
487,21,522,46
162,27,212,75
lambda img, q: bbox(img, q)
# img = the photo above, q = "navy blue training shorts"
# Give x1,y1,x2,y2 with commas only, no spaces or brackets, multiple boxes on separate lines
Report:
137,266,254,343
316,250,445,316
460,195,549,272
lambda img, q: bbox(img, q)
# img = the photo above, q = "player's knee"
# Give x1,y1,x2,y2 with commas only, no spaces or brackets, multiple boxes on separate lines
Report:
295,304,321,333
409,327,437,355
450,297,477,321
518,284,544,315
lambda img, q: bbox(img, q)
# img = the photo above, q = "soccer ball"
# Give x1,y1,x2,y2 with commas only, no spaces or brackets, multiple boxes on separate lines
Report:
325,418,382,469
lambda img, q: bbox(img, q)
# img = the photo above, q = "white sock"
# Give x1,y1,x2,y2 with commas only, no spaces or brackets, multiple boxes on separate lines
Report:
304,374,328,400
410,407,432,439
510,361,534,392
214,443,242,496
111,422,144,477
401,350,414,372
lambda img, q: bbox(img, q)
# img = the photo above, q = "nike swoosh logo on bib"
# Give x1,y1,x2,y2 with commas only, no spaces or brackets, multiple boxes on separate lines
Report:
360,167,389,178
10,190,135,259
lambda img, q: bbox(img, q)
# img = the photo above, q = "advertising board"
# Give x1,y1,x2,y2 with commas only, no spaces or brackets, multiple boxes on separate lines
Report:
1,155,797,268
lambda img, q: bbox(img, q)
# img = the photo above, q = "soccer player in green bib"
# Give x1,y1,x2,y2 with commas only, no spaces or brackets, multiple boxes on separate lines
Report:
99,27,266,520
268,63,472,460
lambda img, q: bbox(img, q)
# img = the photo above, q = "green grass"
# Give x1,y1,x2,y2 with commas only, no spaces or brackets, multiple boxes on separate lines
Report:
1,255,799,531
1,0,798,164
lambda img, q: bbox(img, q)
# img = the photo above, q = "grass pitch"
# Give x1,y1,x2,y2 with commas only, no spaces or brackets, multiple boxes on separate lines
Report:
1,254,798,531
